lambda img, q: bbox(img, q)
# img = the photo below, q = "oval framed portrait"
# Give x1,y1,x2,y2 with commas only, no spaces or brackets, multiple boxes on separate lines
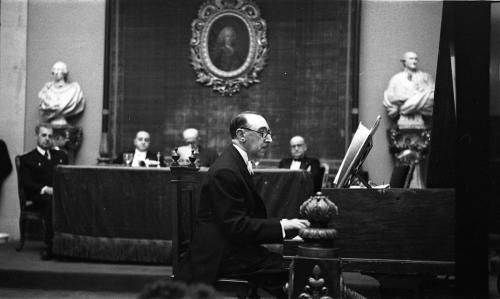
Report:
190,0,268,96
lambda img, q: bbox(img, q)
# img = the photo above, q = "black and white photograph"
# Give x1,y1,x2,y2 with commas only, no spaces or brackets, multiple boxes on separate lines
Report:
0,0,496,298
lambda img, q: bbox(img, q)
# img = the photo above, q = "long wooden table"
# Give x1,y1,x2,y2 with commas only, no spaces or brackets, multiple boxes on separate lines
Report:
52,166,314,264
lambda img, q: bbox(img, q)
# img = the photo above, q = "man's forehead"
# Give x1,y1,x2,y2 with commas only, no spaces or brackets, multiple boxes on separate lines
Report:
52,61,67,71
183,128,198,139
245,114,269,130
136,132,150,139
404,52,418,60
39,127,53,134
290,137,305,145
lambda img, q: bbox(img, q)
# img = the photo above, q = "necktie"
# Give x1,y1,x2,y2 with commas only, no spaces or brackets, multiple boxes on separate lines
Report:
44,151,51,160
247,161,254,175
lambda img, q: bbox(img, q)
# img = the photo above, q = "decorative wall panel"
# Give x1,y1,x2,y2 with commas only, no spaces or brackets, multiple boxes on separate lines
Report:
107,0,359,162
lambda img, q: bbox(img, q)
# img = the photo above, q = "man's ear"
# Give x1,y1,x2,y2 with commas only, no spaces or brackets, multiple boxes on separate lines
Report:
236,129,245,141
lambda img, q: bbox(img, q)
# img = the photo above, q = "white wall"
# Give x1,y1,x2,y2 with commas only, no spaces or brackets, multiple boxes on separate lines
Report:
358,0,442,185
24,0,106,165
0,0,106,239
0,0,28,238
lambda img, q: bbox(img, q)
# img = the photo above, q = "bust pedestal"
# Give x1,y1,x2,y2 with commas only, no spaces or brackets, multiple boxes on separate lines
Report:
52,124,83,163
387,127,431,188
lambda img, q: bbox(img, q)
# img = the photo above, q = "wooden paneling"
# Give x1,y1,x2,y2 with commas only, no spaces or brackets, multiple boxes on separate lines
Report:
322,188,455,262
109,0,357,161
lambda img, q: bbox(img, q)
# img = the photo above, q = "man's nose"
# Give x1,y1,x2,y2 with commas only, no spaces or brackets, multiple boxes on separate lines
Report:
265,135,272,143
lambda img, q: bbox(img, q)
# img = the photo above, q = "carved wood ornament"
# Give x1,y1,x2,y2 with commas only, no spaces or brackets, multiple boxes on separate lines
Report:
298,265,333,299
190,0,268,96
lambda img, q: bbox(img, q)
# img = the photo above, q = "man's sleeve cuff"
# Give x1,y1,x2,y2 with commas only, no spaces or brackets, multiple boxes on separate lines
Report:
40,186,48,195
279,219,286,238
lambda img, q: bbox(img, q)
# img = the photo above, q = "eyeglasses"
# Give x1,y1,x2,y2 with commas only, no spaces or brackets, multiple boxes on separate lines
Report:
240,127,272,139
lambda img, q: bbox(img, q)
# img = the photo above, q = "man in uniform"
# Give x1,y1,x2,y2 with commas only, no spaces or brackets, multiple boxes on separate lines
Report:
19,124,68,259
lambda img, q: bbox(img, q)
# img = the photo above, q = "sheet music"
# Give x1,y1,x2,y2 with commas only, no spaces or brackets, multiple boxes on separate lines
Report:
333,122,370,186
334,116,381,188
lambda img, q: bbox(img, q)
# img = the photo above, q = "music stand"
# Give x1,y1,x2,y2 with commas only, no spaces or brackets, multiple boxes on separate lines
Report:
333,116,381,188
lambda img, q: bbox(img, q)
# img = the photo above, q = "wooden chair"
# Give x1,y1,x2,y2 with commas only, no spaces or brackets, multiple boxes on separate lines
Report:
170,166,260,299
14,155,46,252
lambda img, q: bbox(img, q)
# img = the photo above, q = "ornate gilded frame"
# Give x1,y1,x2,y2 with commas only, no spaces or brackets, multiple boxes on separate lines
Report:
190,0,268,96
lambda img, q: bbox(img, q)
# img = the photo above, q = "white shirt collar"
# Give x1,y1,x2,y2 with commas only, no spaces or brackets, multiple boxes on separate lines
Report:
290,160,302,170
134,148,147,156
36,146,48,156
132,149,147,167
232,144,254,175
232,144,249,166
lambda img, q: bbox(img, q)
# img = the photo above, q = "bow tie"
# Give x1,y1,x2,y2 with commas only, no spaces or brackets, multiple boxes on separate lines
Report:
293,158,303,162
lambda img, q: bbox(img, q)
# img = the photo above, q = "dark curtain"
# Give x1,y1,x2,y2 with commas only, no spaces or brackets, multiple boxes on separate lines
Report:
428,2,490,297
425,2,456,188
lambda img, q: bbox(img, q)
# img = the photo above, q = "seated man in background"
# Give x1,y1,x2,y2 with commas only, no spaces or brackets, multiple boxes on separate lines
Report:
0,139,13,189
279,136,322,191
177,128,218,167
19,124,68,259
115,130,165,167
177,112,309,298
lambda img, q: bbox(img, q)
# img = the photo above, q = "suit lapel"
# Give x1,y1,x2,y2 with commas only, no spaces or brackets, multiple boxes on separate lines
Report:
33,150,42,168
35,149,50,167
300,159,308,170
299,157,311,170
227,146,261,198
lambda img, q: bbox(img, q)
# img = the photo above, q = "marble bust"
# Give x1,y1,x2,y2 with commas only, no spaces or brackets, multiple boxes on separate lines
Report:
38,61,85,126
383,52,434,129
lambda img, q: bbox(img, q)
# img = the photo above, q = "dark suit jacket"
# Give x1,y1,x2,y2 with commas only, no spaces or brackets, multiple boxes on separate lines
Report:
197,146,218,167
178,145,283,284
0,139,12,185
114,150,166,167
19,148,68,200
279,156,322,191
